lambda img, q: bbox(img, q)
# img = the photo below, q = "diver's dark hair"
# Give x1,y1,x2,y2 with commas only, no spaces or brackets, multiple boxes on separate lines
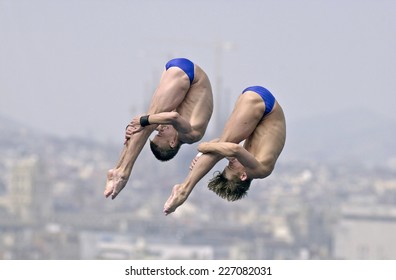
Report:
149,139,181,161
208,171,252,201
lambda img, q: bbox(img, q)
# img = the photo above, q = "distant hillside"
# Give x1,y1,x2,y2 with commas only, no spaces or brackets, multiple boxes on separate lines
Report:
0,113,116,157
0,114,44,148
2,110,396,165
284,109,396,164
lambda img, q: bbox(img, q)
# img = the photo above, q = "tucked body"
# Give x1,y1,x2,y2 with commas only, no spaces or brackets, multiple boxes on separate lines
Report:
164,86,286,214
105,58,213,199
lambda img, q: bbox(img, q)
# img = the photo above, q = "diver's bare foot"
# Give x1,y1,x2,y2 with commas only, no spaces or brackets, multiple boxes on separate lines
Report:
163,184,188,215
104,169,128,199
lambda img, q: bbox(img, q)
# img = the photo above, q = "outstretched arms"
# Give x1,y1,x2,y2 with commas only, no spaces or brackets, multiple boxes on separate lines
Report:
104,125,156,199
163,140,272,214
163,151,223,215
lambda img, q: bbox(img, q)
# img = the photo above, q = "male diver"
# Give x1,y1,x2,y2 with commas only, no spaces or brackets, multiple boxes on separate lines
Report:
105,58,213,200
163,86,286,215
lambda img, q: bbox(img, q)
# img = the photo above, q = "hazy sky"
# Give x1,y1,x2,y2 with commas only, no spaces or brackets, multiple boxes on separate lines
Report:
1,0,395,143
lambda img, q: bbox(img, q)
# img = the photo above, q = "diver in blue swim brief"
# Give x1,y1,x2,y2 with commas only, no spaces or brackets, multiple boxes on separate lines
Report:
242,86,275,117
164,84,286,215
165,58,195,85
105,58,213,200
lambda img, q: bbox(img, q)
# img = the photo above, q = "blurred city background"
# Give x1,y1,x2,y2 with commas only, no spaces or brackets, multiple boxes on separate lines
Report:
1,0,395,259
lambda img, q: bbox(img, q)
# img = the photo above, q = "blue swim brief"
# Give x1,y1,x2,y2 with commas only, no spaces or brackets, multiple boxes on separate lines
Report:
242,86,275,117
165,58,195,85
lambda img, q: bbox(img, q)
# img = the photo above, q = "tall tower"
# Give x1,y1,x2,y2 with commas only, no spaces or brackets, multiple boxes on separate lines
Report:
9,156,50,223
213,40,236,135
